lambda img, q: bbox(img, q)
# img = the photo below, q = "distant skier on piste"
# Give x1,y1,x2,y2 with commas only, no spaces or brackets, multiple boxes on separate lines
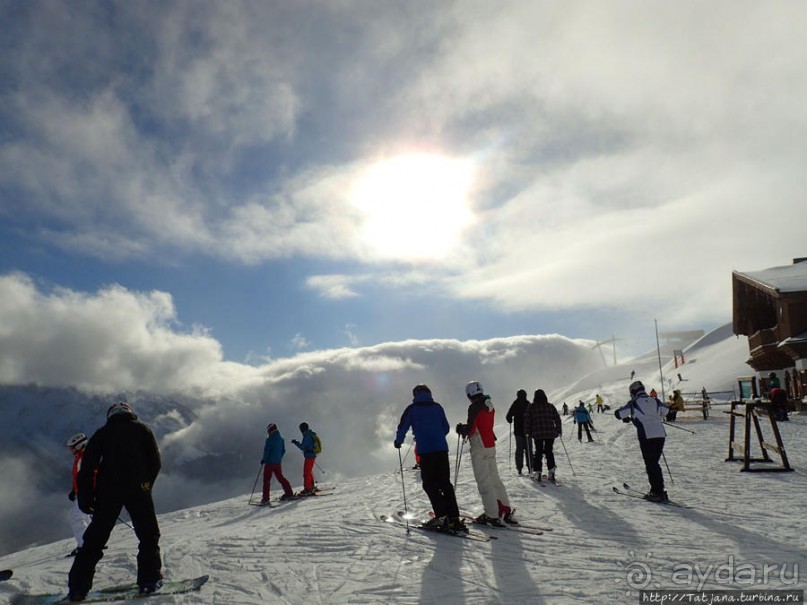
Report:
615,381,670,502
573,402,594,442
394,384,466,534
456,381,517,526
260,424,294,504
505,389,530,475
291,422,318,495
67,402,163,601
66,432,92,557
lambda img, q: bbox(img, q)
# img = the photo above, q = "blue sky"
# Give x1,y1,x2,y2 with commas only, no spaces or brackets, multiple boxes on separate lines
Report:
2,1,806,372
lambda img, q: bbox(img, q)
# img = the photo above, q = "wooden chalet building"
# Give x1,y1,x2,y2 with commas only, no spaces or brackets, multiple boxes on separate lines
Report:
732,258,807,399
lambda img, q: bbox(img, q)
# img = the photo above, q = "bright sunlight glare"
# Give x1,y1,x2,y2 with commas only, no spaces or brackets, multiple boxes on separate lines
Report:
351,153,476,261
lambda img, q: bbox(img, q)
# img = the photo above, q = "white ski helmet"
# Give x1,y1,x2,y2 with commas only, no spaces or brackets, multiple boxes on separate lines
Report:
66,432,88,451
629,380,646,396
107,401,133,419
465,381,484,398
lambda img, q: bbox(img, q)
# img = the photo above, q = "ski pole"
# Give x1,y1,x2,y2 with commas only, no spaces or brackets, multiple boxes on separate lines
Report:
248,463,263,504
559,436,576,476
663,421,696,434
508,422,512,471
397,448,410,534
401,442,413,468
315,460,326,474
661,451,674,485
117,516,134,530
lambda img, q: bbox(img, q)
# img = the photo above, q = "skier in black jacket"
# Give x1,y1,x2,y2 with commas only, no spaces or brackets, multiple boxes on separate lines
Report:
505,389,530,474
67,402,162,601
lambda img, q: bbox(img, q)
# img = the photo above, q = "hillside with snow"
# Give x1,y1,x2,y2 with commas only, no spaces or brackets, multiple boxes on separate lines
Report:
1,325,805,604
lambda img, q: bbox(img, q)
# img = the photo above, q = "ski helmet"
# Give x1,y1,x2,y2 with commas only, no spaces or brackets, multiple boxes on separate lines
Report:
66,432,88,451
267,423,278,434
412,384,431,396
465,381,484,398
629,380,646,396
299,422,309,432
107,401,133,419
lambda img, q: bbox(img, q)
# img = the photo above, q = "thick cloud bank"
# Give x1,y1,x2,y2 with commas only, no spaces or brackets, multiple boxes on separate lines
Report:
0,332,600,555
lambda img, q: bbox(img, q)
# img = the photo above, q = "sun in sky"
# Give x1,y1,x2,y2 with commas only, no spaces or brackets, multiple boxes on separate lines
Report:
351,153,476,261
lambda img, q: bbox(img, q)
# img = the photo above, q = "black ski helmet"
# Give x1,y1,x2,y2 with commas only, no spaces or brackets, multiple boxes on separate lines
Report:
299,422,309,432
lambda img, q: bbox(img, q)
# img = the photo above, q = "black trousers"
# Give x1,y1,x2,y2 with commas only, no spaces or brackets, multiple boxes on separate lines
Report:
418,450,460,519
531,438,556,475
69,490,162,595
639,437,666,494
513,435,527,471
577,423,592,441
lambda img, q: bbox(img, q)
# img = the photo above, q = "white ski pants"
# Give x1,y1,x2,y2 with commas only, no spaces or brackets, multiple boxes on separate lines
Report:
70,499,91,547
469,437,511,517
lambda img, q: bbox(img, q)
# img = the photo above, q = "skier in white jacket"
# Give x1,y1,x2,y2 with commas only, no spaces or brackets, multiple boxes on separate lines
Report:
615,380,670,502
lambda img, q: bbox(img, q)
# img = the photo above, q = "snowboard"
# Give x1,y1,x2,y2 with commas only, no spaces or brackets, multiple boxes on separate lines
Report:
11,575,209,604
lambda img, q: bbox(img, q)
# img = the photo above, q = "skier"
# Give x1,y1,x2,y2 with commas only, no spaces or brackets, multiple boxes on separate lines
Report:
666,390,685,422
67,402,162,601
596,394,604,413
562,402,569,416
456,381,517,526
769,387,789,422
260,423,294,504
523,389,562,483
66,433,92,557
767,372,781,396
505,389,530,475
573,402,594,442
291,422,319,495
615,381,670,502
394,384,465,533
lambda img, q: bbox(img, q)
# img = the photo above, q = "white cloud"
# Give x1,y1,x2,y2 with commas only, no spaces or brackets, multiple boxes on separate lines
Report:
2,2,806,326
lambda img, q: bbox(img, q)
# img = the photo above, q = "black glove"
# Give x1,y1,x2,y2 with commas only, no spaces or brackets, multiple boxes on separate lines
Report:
622,417,632,424
292,439,299,446
78,495,95,515
507,417,512,424
393,441,401,449
456,423,468,436
68,490,76,502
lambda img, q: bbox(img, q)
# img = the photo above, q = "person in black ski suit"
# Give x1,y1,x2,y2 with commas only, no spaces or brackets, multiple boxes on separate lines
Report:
67,402,162,601
505,389,530,475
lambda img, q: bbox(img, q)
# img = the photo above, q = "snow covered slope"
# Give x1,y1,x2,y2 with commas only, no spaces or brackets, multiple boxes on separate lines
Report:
1,407,805,602
1,325,804,603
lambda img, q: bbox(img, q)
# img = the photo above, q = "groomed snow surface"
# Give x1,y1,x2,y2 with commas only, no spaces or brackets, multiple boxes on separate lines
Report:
1,330,806,604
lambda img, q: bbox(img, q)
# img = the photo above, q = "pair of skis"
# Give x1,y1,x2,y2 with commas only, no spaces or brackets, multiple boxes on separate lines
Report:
380,511,494,542
612,483,691,508
10,575,209,604
249,486,335,507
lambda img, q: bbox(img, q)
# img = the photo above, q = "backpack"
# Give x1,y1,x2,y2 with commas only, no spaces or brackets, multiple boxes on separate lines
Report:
312,433,322,455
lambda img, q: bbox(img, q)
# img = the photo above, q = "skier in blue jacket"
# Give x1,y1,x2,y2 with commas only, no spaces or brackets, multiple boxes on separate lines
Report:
615,380,670,502
573,402,594,442
395,384,466,533
260,424,294,505
291,422,318,495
